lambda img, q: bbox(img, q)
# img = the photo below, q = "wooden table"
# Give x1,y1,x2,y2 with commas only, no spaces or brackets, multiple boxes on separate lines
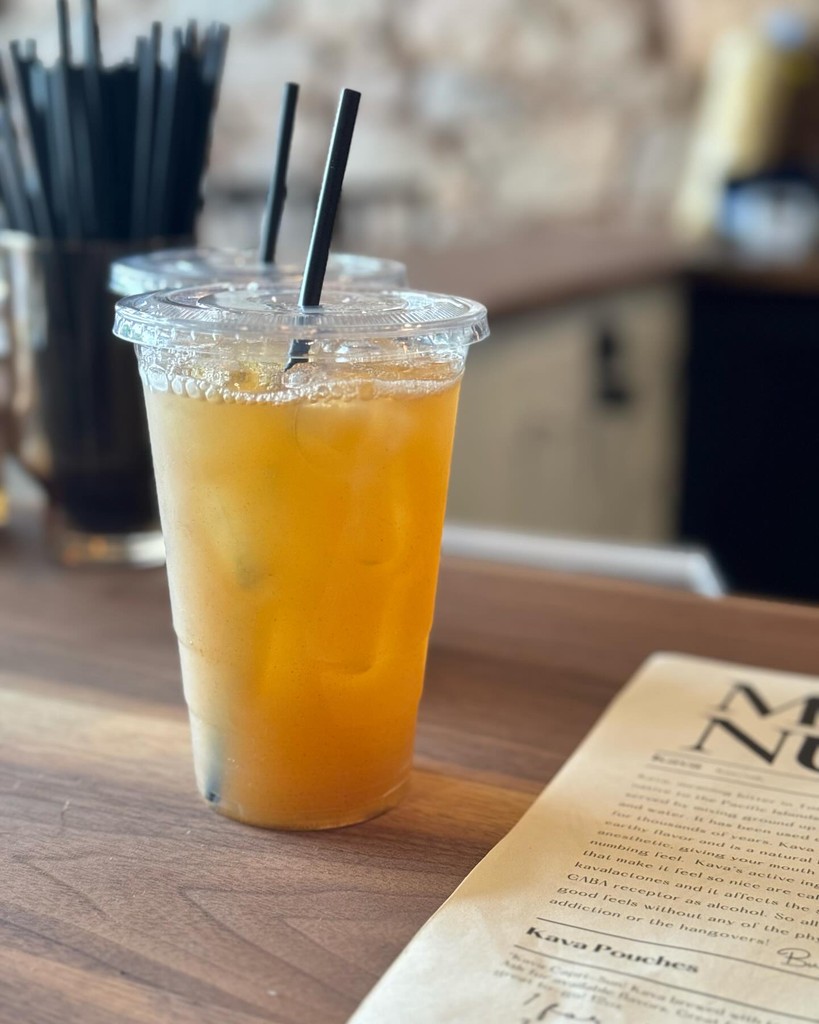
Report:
2,514,819,1024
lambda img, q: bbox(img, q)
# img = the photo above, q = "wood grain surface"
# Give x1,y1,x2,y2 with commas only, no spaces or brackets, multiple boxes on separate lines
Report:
2,512,819,1023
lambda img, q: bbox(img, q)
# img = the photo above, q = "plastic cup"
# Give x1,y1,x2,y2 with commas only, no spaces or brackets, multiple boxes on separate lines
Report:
109,247,407,296
113,284,488,829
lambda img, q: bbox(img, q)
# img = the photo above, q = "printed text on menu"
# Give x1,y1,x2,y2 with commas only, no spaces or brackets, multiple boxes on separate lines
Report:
350,655,819,1024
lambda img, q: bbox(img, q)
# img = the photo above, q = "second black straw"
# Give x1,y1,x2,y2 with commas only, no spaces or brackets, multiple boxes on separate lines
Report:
259,81,299,263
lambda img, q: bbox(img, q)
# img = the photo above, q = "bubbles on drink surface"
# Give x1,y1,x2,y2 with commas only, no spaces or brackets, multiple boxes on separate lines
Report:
135,344,466,405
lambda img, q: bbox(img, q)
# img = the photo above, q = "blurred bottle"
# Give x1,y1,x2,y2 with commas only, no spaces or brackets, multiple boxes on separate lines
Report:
675,9,817,239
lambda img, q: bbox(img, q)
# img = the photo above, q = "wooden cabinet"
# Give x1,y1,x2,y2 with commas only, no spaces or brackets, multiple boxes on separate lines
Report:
447,283,685,542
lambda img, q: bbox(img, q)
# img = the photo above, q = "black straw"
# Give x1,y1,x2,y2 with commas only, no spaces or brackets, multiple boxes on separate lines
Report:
259,81,299,264
0,109,33,230
56,0,72,65
53,2,79,236
0,65,33,230
147,30,182,238
82,0,100,64
13,54,54,236
285,88,360,370
50,63,82,237
130,32,158,238
299,88,360,308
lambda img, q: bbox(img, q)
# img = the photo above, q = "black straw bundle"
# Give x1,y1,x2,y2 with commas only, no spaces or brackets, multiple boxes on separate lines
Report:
0,1,229,240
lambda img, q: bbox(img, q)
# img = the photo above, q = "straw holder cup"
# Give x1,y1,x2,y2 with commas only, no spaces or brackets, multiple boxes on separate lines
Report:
3,229,190,566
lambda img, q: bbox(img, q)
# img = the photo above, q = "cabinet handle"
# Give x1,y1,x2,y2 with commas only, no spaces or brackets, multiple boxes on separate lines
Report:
595,322,634,407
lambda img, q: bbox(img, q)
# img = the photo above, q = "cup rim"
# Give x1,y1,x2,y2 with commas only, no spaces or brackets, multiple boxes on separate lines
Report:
109,247,408,296
113,284,490,354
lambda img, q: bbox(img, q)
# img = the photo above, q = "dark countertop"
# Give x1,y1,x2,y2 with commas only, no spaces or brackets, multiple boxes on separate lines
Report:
395,221,691,315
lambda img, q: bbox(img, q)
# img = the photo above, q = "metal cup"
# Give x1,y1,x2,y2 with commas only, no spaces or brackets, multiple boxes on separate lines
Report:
3,230,188,566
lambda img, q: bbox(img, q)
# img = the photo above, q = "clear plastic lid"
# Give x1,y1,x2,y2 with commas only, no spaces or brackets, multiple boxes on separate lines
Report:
109,247,407,295
113,284,489,361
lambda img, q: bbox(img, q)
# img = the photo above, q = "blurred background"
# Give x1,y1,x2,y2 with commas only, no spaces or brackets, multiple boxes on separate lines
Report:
1,0,790,250
5,0,819,601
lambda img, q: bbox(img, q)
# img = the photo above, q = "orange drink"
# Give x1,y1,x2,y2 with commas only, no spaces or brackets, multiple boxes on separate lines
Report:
114,286,488,829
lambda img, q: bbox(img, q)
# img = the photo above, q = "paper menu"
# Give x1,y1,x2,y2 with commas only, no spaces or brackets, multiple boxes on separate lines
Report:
349,654,819,1024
